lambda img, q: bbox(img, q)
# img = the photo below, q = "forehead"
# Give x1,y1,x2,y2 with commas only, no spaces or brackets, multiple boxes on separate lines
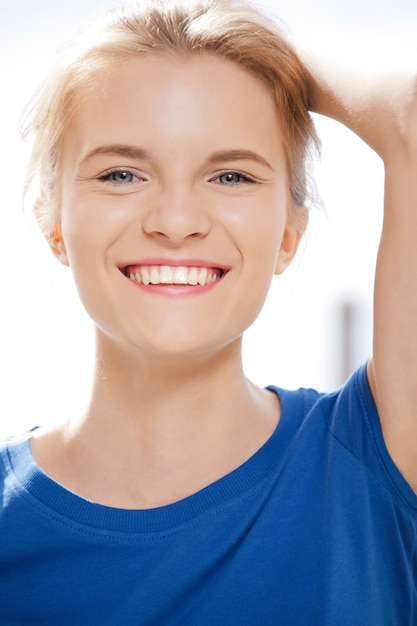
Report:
64,53,285,168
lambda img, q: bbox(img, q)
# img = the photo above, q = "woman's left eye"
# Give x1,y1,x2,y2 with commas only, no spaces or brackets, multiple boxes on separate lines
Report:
212,171,256,185
97,169,139,185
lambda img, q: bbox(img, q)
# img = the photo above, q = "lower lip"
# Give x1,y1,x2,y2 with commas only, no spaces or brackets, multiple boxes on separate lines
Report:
125,275,226,298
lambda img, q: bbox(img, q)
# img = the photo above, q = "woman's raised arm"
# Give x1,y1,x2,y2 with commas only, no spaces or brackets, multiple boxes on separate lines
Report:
301,36,417,491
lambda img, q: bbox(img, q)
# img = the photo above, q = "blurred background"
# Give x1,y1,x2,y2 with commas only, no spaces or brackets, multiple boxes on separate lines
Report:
0,0,416,435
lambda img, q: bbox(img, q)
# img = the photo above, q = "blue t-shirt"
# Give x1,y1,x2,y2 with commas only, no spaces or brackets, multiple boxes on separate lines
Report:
0,364,416,625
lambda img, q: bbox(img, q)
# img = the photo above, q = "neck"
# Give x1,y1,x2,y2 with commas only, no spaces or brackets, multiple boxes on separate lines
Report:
34,332,280,509
89,334,248,427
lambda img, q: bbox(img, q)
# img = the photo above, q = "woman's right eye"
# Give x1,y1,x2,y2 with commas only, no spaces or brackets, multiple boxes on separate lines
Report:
97,169,140,185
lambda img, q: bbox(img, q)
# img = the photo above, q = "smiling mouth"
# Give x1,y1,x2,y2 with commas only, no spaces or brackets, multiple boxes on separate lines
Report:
122,265,226,286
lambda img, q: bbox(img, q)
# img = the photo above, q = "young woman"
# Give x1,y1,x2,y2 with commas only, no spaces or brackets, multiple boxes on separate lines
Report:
1,0,416,623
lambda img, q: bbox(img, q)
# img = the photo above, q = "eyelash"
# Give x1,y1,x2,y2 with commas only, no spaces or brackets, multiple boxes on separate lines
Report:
97,168,141,185
96,168,258,187
212,170,258,186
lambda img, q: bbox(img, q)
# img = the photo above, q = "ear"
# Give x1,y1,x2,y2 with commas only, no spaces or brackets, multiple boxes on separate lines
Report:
274,210,307,275
49,223,70,266
34,199,69,266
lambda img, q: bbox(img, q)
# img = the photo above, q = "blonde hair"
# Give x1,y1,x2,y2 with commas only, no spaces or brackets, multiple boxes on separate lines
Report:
22,0,319,238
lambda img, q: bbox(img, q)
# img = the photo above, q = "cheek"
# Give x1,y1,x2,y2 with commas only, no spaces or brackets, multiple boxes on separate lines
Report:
60,189,129,257
233,196,287,269
230,211,286,320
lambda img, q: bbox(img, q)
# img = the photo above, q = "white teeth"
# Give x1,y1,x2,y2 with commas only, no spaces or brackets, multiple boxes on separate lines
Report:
188,268,199,285
150,267,160,285
198,267,208,285
173,266,187,284
127,265,222,286
160,266,174,283
142,268,151,286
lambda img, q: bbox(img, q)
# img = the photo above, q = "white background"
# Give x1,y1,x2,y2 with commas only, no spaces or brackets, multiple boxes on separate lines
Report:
1,0,416,435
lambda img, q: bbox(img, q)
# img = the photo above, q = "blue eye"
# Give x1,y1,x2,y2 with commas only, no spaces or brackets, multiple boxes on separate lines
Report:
98,169,138,185
213,171,256,185
220,172,242,184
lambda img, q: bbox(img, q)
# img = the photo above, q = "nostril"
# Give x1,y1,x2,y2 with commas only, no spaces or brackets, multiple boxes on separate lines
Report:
141,203,212,242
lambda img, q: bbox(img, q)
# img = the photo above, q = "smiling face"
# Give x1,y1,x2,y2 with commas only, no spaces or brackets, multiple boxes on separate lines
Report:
54,54,304,356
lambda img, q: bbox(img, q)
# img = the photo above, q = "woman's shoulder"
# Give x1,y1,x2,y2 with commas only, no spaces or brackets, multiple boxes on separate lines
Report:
0,428,38,487
273,363,417,513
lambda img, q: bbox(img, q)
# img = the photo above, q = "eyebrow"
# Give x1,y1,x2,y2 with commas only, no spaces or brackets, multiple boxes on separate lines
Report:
207,150,273,171
79,144,152,166
79,144,273,171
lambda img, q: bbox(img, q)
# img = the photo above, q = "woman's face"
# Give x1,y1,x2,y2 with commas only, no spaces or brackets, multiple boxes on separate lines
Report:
56,54,303,356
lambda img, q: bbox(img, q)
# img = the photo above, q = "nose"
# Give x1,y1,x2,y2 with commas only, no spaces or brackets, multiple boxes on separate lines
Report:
142,184,212,244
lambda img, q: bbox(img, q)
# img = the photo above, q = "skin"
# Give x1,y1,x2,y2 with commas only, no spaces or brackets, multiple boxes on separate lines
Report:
33,38,417,505
302,37,417,492
31,54,304,508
